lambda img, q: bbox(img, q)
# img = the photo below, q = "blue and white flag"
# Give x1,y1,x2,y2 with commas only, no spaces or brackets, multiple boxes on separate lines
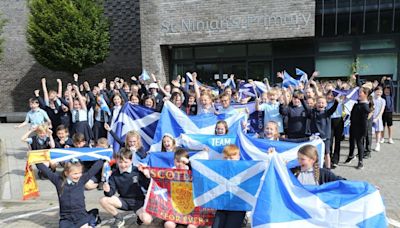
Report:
224,77,236,89
236,131,325,168
179,134,237,160
49,147,113,162
191,159,268,211
112,103,160,152
296,68,308,84
139,69,150,81
282,71,300,88
147,151,198,168
99,94,111,115
150,101,245,152
185,72,215,91
252,153,387,228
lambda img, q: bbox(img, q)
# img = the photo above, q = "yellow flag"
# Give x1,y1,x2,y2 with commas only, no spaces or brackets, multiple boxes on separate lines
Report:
22,161,39,200
23,150,50,200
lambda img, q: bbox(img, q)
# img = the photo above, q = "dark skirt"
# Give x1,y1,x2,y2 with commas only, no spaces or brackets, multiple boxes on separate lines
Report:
92,120,107,142
72,121,93,144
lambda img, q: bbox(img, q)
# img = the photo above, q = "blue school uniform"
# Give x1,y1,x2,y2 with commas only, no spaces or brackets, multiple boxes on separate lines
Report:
36,160,104,228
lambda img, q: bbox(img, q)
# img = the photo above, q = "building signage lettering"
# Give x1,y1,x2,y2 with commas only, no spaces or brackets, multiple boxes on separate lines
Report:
161,13,312,34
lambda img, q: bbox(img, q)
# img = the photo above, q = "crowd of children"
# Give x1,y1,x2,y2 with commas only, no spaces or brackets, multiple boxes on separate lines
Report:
18,71,395,228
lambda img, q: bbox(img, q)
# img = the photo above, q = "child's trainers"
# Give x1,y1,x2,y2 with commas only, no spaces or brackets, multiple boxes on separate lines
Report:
388,138,394,144
374,143,380,152
380,138,385,144
356,162,364,170
112,217,125,228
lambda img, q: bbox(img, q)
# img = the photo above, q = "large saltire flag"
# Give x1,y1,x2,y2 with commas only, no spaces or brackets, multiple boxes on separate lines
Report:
236,131,325,168
144,167,215,226
252,153,387,228
149,101,246,152
191,159,268,211
111,103,160,152
23,148,113,200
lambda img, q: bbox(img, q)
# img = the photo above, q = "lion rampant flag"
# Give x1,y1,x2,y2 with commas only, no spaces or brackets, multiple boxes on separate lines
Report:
22,150,51,200
144,168,215,226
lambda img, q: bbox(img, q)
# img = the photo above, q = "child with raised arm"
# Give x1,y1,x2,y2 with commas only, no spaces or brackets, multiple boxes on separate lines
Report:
15,98,52,129
36,158,104,228
99,148,152,227
256,89,283,134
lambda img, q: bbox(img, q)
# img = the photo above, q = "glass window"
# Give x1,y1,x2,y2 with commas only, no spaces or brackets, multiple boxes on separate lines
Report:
248,43,272,56
173,48,193,60
319,41,353,52
315,56,354,77
248,62,272,81
195,63,219,84
360,39,396,50
357,53,398,79
221,62,247,80
173,63,195,79
195,45,246,59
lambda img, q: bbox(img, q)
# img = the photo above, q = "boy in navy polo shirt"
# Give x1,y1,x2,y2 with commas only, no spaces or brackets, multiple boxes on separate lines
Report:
99,148,152,228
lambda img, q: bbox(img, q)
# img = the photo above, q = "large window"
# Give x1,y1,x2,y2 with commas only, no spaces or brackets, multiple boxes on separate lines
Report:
316,0,400,36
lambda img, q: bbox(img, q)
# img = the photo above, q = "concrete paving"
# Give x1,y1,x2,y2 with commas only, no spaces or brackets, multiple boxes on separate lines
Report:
0,123,399,227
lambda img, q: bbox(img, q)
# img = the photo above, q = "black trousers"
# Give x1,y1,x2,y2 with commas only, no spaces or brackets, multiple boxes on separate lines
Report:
349,128,366,162
330,118,344,164
212,210,246,228
363,118,373,153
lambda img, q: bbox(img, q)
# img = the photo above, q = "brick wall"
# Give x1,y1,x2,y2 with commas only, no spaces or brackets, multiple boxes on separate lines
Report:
0,0,142,112
141,0,316,81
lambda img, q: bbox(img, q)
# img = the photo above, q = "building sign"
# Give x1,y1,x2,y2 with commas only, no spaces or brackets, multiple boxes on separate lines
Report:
161,13,312,34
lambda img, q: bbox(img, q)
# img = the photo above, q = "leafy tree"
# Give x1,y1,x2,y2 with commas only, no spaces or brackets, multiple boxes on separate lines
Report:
27,0,110,72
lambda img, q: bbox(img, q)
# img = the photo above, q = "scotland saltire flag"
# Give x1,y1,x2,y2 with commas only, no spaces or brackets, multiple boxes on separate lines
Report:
149,101,245,152
295,68,308,84
99,94,111,115
185,72,215,91
191,159,268,211
112,103,160,152
224,77,236,88
238,82,266,98
252,153,387,228
49,148,113,162
282,71,300,88
139,69,150,81
236,131,325,168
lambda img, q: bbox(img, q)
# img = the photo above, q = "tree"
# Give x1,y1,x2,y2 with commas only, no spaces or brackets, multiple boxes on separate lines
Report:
0,14,6,60
27,0,110,72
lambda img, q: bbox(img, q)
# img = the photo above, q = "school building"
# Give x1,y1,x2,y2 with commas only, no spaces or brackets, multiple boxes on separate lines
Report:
140,0,400,110
0,0,399,113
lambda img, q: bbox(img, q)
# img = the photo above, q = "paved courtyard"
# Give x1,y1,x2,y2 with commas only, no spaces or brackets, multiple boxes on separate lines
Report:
0,123,399,227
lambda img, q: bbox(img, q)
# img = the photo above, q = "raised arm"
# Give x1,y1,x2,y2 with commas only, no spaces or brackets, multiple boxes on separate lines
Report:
73,85,87,110
41,78,49,105
192,72,201,101
57,78,63,98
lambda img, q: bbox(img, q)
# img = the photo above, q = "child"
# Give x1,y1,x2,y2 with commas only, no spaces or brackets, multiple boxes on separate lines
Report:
259,121,280,140
279,90,308,139
68,85,93,145
15,98,52,129
104,125,148,165
372,87,386,151
22,124,56,178
85,137,109,190
381,80,394,144
215,120,229,135
21,124,55,150
55,125,74,148
99,148,152,227
345,87,371,170
72,133,87,148
291,145,345,185
162,134,177,152
193,72,216,114
306,96,339,169
36,158,104,227
212,144,246,228
327,91,344,168
256,89,283,133
164,149,197,228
